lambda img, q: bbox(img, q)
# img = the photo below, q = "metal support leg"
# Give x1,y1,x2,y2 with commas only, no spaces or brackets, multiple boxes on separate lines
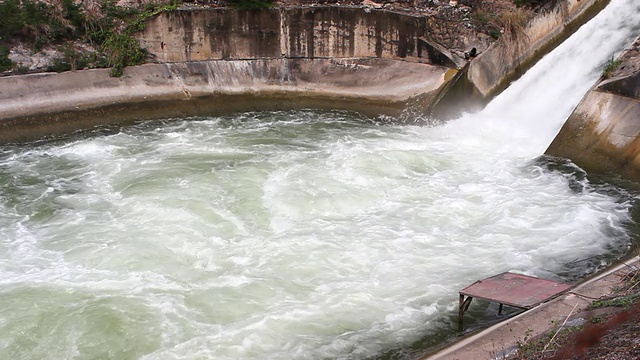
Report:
458,294,464,332
458,294,473,331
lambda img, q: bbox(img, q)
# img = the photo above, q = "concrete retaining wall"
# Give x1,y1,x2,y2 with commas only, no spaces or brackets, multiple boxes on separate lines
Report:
0,58,452,143
469,0,609,97
0,3,613,143
432,0,609,118
137,7,430,63
546,37,640,181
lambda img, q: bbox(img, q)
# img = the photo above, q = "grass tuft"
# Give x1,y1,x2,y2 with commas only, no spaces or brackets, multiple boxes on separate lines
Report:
602,55,622,79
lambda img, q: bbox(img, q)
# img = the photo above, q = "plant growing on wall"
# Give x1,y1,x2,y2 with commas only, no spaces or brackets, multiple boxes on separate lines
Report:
0,0,181,76
602,55,622,79
0,46,15,71
100,1,181,76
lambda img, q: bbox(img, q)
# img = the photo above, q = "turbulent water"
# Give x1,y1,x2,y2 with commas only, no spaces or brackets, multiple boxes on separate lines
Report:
2,1,640,359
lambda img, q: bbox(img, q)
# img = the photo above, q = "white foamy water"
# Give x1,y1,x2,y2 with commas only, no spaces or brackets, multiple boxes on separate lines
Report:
1,1,640,359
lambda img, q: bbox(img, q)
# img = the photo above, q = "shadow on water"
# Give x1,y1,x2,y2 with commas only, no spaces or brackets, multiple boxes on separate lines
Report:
0,92,423,145
10,109,387,143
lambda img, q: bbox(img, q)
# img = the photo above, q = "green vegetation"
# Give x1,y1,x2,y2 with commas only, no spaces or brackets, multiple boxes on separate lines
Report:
0,0,181,76
513,323,583,358
0,46,15,71
603,55,623,79
0,0,85,49
472,7,530,41
101,1,180,76
472,9,502,40
227,0,274,10
47,44,108,73
590,293,640,309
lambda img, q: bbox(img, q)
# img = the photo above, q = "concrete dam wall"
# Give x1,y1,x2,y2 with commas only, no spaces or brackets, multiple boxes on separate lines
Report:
0,7,467,144
137,7,433,63
0,58,452,143
0,1,614,144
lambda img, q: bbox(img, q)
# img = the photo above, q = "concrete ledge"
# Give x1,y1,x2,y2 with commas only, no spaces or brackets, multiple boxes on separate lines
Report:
0,58,453,143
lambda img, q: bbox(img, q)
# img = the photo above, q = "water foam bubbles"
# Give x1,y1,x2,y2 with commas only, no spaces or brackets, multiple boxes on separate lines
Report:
1,0,640,357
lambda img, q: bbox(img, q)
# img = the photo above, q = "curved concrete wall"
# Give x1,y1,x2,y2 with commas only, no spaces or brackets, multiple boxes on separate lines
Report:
546,78,640,181
0,58,451,143
546,37,640,181
137,7,430,63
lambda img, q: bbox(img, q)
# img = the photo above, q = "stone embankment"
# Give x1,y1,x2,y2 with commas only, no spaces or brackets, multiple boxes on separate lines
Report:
546,36,640,182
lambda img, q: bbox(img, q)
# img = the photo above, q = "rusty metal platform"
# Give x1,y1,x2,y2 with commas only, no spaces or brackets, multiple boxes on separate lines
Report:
458,272,573,331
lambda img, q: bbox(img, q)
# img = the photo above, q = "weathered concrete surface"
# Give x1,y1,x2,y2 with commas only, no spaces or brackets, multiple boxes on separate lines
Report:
0,58,453,143
138,7,431,63
136,2,611,121
425,256,640,360
546,37,640,182
0,2,613,141
432,0,610,119
469,0,609,97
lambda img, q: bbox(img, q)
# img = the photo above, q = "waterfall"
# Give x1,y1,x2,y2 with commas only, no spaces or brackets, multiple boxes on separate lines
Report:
475,0,640,156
